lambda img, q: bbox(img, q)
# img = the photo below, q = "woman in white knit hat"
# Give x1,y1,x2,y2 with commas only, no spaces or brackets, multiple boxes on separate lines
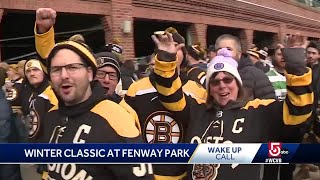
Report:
151,32,313,180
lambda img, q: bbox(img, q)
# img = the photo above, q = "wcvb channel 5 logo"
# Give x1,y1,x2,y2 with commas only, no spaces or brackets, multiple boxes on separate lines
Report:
268,142,289,158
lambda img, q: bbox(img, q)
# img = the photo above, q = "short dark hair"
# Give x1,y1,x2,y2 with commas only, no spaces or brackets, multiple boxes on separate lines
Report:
307,41,320,54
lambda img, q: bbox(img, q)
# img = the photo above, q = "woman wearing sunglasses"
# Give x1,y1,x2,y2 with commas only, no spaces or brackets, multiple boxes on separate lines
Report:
152,33,313,179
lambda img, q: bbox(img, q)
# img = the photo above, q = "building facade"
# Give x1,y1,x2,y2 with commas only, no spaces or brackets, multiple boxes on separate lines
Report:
0,0,320,60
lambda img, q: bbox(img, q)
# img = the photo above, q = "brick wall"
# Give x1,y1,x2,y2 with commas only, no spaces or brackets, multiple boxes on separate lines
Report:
0,0,110,15
110,0,135,59
189,24,207,48
240,29,254,52
2,0,320,59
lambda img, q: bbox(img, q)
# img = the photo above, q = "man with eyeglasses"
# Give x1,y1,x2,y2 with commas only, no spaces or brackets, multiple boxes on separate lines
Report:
95,52,122,102
94,51,141,132
42,40,153,180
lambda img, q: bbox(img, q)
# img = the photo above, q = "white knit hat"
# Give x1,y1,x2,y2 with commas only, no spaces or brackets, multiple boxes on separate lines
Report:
206,48,242,90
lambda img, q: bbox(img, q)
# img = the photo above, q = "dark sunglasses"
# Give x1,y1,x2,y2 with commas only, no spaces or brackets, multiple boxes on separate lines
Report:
210,76,235,86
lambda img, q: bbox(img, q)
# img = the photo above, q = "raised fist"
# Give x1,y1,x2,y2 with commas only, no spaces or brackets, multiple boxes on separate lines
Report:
36,8,57,33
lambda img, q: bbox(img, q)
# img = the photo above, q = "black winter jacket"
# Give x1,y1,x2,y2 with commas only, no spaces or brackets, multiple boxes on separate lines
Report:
153,48,312,180
238,55,275,99
42,82,153,180
0,90,11,143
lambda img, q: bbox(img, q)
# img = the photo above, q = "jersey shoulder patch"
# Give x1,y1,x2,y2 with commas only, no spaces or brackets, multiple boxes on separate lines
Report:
91,100,140,138
242,99,275,110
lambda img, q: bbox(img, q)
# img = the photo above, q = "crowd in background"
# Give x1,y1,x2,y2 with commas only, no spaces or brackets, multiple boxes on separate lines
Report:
0,7,319,180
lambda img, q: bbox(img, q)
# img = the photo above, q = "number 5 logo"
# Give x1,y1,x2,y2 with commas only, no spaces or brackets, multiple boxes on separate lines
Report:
133,163,153,177
268,142,282,157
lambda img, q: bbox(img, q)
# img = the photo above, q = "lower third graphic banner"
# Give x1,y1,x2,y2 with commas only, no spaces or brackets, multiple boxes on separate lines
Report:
0,143,319,164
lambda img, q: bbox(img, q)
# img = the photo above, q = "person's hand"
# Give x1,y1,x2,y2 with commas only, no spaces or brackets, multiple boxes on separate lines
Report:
302,37,310,49
151,33,184,55
36,8,56,33
281,33,308,75
285,33,307,48
4,81,14,90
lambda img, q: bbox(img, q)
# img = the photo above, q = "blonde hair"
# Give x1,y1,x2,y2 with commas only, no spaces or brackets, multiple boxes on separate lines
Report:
17,60,27,69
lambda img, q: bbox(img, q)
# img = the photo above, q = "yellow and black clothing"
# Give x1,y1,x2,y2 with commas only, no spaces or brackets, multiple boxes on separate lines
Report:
153,48,313,179
42,82,153,180
125,71,206,179
108,93,141,132
20,77,57,142
34,25,55,60
181,66,206,87
5,77,24,112
35,25,142,133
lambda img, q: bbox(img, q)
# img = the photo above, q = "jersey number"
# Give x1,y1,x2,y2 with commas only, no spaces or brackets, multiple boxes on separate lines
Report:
133,163,153,177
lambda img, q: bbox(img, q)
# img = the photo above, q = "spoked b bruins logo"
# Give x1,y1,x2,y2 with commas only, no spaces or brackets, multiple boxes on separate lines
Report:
28,109,40,138
144,111,182,143
6,88,18,101
192,164,220,180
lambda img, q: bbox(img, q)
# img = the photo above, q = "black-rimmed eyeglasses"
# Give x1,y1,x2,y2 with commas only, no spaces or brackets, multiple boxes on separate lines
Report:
96,70,118,80
50,63,87,76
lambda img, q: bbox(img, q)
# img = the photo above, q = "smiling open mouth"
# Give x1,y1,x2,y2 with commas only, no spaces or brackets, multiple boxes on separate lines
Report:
220,92,230,97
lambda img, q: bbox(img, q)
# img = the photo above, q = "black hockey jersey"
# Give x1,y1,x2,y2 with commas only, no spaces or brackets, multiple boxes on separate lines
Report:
153,48,313,180
42,82,153,180
5,77,24,111
181,66,206,87
125,72,207,179
21,79,57,142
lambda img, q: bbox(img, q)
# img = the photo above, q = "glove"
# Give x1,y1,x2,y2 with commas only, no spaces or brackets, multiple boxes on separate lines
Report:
282,48,307,75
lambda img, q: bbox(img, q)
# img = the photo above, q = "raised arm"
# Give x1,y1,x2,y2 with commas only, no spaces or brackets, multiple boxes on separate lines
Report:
152,33,187,111
276,34,313,125
35,8,56,59
281,47,313,125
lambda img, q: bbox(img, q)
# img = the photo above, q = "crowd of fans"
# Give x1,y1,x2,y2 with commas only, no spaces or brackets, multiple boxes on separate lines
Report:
0,7,319,180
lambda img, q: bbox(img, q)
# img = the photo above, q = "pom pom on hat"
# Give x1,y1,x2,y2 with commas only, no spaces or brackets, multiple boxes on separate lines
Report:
69,34,86,44
206,48,242,90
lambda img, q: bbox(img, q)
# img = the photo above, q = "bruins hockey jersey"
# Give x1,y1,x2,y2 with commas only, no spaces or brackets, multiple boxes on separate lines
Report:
153,49,313,180
125,72,207,179
42,82,153,180
21,79,57,142
4,77,24,112
181,66,206,87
